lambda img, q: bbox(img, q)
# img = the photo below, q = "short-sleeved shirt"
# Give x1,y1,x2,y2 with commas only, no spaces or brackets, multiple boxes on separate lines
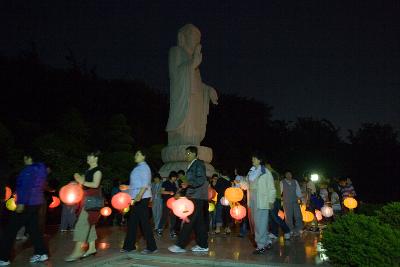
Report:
129,162,152,199
161,180,177,201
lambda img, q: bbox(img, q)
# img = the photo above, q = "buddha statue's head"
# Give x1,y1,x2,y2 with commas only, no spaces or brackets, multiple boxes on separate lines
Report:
177,24,201,56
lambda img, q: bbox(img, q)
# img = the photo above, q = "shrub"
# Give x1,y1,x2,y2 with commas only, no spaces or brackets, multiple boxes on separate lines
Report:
322,213,400,267
376,202,400,230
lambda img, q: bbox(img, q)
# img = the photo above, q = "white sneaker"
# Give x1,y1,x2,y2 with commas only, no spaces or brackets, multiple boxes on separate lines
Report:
268,233,278,239
284,233,291,240
168,245,186,253
191,245,209,252
0,260,10,266
29,254,48,263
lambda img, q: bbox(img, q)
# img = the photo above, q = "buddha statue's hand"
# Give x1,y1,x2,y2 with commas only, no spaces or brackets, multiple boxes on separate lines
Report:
192,44,202,68
209,87,218,105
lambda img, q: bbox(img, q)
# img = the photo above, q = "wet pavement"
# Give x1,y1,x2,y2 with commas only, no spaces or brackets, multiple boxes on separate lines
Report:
6,224,330,266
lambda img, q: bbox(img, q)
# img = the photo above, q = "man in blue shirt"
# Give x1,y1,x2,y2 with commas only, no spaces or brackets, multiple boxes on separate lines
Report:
0,153,49,266
121,149,157,254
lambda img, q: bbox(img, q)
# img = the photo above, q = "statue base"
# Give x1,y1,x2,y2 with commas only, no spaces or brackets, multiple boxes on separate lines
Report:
159,145,215,177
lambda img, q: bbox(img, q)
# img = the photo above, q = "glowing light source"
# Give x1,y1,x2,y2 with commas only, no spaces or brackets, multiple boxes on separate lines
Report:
4,186,11,201
111,192,132,210
302,210,315,223
224,187,244,203
172,197,194,219
230,204,246,220
166,197,176,209
321,205,334,217
59,183,84,205
100,207,112,217
278,210,285,220
310,174,319,182
6,198,17,211
49,196,61,208
220,196,230,206
208,187,216,200
343,197,358,209
208,202,215,212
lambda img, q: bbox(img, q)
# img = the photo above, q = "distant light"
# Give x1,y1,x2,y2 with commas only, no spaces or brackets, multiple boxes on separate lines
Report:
310,174,319,182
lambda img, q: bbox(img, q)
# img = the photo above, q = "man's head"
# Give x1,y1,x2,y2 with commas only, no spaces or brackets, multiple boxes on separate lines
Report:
338,177,347,187
177,170,185,178
134,149,146,164
284,171,293,180
153,173,161,183
185,146,198,162
23,155,33,166
251,151,265,167
169,171,178,182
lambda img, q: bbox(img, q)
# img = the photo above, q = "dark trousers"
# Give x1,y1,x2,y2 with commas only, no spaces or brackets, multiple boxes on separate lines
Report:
176,199,208,249
158,199,177,233
123,198,157,251
269,198,290,236
0,205,48,261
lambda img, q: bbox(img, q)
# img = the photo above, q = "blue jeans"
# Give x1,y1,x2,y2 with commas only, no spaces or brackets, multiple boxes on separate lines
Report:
269,199,290,236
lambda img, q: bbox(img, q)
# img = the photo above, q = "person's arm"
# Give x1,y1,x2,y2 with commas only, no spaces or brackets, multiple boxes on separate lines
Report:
161,184,175,196
81,171,102,188
295,180,302,199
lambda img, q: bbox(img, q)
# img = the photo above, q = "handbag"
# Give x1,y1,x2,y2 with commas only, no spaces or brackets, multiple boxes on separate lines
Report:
84,189,104,211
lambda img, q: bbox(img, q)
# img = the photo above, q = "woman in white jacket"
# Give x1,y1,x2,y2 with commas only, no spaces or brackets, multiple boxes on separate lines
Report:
247,152,276,255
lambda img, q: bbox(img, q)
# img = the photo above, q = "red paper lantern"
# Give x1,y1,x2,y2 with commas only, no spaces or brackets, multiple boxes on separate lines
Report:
172,197,194,219
49,196,61,208
315,209,323,221
59,183,84,205
230,204,246,220
100,207,112,217
208,187,216,200
4,186,11,201
224,187,244,203
111,192,132,210
166,197,176,209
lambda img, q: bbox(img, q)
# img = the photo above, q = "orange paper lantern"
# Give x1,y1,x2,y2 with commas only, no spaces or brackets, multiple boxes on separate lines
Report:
4,186,11,201
166,197,176,209
278,210,285,220
59,183,84,205
49,196,61,208
343,197,358,209
111,192,132,210
224,187,244,203
172,197,194,219
302,210,315,223
208,187,216,200
230,204,246,220
100,207,112,217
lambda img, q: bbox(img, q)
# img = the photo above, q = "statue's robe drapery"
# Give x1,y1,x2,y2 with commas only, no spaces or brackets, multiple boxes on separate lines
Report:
166,46,211,146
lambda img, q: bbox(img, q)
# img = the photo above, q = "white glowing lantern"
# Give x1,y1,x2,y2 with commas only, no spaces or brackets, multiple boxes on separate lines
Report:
310,174,319,182
321,205,334,218
220,197,230,206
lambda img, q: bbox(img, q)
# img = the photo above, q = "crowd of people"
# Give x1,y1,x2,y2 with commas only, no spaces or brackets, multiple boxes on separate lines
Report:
0,147,356,265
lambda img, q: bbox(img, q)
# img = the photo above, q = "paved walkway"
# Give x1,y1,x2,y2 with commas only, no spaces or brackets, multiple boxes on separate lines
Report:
7,225,330,266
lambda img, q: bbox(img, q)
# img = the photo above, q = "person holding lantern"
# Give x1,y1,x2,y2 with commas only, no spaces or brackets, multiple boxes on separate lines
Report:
248,153,276,255
280,170,303,237
168,146,209,253
157,171,178,239
214,170,233,234
121,149,157,254
65,151,103,261
0,152,49,266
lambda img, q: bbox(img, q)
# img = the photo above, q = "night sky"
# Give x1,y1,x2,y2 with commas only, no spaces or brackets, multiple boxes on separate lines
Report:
1,0,399,134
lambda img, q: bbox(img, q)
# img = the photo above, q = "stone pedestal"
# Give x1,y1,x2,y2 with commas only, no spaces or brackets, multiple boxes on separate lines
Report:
159,145,215,177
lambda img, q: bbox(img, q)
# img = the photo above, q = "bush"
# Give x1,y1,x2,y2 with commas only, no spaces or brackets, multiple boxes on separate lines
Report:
322,213,400,267
376,202,400,230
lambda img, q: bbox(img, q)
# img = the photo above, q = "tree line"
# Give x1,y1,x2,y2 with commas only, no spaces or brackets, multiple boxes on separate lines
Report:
0,50,398,203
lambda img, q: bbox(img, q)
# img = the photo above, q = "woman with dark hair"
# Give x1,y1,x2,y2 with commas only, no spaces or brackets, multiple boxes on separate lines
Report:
65,151,102,262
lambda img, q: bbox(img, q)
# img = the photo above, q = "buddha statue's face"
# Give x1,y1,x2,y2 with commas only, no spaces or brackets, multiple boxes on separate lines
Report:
178,25,201,56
